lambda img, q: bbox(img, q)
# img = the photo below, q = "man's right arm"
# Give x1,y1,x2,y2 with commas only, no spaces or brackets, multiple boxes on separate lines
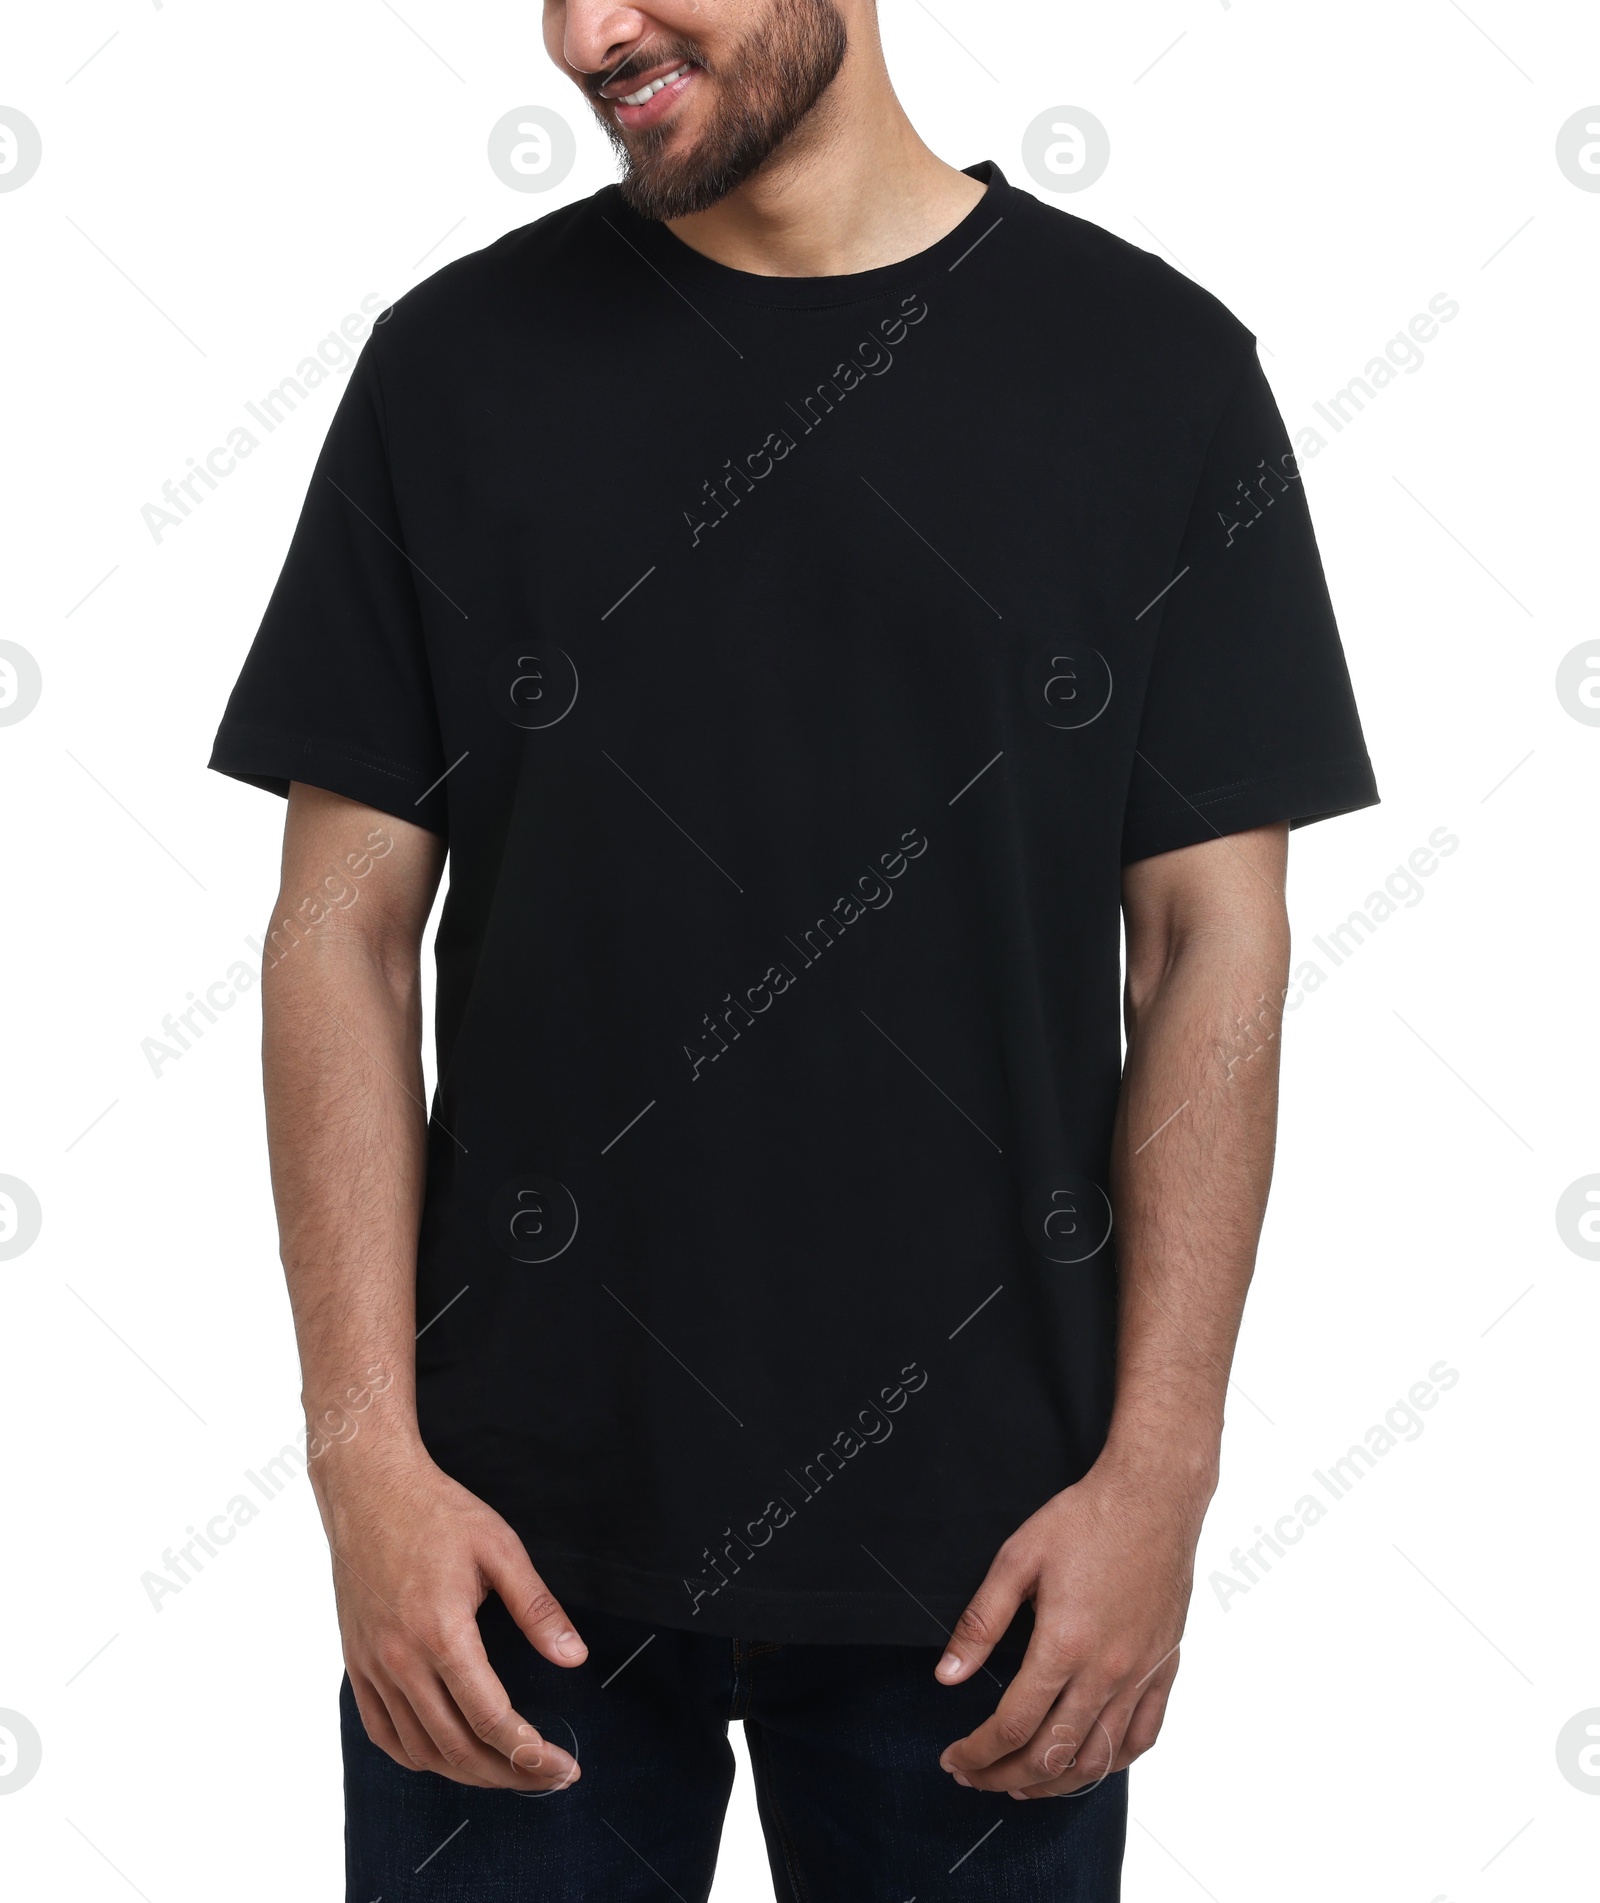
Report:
263,781,586,1792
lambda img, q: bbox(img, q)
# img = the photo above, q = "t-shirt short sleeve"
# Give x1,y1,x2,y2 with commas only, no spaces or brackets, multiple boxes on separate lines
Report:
1122,344,1379,865
207,331,450,836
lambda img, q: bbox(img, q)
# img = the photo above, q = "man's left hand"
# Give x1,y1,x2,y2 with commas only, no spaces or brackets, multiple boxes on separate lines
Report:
935,1456,1209,1797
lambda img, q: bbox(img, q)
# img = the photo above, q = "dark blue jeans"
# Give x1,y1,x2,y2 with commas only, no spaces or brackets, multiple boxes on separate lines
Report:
344,1595,1126,1901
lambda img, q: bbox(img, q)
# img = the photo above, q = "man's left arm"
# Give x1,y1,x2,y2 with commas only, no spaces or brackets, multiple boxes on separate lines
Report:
936,821,1291,1796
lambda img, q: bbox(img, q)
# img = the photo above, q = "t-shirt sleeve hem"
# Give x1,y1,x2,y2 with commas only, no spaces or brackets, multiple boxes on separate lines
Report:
1122,753,1380,866
207,720,448,837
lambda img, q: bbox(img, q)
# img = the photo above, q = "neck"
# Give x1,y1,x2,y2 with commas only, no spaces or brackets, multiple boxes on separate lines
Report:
663,25,986,278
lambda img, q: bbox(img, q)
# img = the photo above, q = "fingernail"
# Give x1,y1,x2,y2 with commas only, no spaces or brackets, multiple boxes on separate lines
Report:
557,1632,586,1660
1010,1790,1029,1801
936,1652,963,1680
952,1771,972,1788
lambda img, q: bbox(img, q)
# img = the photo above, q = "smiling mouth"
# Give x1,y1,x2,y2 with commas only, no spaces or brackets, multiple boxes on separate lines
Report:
615,60,693,106
598,54,702,130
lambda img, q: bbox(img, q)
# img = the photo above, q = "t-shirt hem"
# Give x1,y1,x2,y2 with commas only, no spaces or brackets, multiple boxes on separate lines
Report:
529,1541,1016,1650
208,719,448,837
1122,752,1379,865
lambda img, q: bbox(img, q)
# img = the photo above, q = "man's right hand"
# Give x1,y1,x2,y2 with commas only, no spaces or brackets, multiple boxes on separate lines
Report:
264,787,585,1791
312,1446,586,1791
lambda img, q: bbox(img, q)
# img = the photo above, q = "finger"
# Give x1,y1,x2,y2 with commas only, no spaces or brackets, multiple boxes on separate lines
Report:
369,1666,487,1783
962,1669,1120,1793
935,1547,1029,1686
940,1625,1073,1777
483,1536,587,1668
425,1618,581,1787
407,1668,574,1791
349,1670,412,1768
1012,1645,1181,1794
1019,1712,1118,1796
1113,1677,1174,1769
507,1722,580,1790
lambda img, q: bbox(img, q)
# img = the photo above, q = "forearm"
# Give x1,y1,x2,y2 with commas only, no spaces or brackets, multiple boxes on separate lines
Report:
937,878,1292,1783
249,787,585,1791
1102,909,1290,1498
261,808,437,1475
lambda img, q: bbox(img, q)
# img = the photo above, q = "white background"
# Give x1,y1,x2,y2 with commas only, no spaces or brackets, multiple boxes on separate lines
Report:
3,1,1597,1898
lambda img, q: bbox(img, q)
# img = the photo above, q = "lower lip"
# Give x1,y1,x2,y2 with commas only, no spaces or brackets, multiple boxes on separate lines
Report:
612,65,698,131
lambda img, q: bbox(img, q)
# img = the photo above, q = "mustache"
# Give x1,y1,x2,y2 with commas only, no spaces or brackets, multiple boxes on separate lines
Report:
584,38,704,101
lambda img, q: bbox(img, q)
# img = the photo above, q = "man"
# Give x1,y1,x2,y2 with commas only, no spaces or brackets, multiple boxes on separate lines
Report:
211,0,1377,1895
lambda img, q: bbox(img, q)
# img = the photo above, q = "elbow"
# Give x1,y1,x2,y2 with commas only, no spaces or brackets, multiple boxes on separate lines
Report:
257,889,422,1012
1124,910,1291,1044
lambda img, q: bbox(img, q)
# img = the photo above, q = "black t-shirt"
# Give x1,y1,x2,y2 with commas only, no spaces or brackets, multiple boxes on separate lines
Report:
211,162,1377,1645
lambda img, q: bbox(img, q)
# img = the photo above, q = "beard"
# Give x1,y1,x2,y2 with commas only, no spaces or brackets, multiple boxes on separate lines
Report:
585,0,849,222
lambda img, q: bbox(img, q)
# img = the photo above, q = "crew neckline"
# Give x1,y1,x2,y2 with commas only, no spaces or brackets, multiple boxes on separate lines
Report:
601,160,1011,311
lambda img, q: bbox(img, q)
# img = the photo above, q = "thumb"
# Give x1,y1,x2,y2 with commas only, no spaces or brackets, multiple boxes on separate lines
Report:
936,1548,1028,1684
482,1528,588,1667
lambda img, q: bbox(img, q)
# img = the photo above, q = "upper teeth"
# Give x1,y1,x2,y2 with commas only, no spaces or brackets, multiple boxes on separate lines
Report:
619,64,689,106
